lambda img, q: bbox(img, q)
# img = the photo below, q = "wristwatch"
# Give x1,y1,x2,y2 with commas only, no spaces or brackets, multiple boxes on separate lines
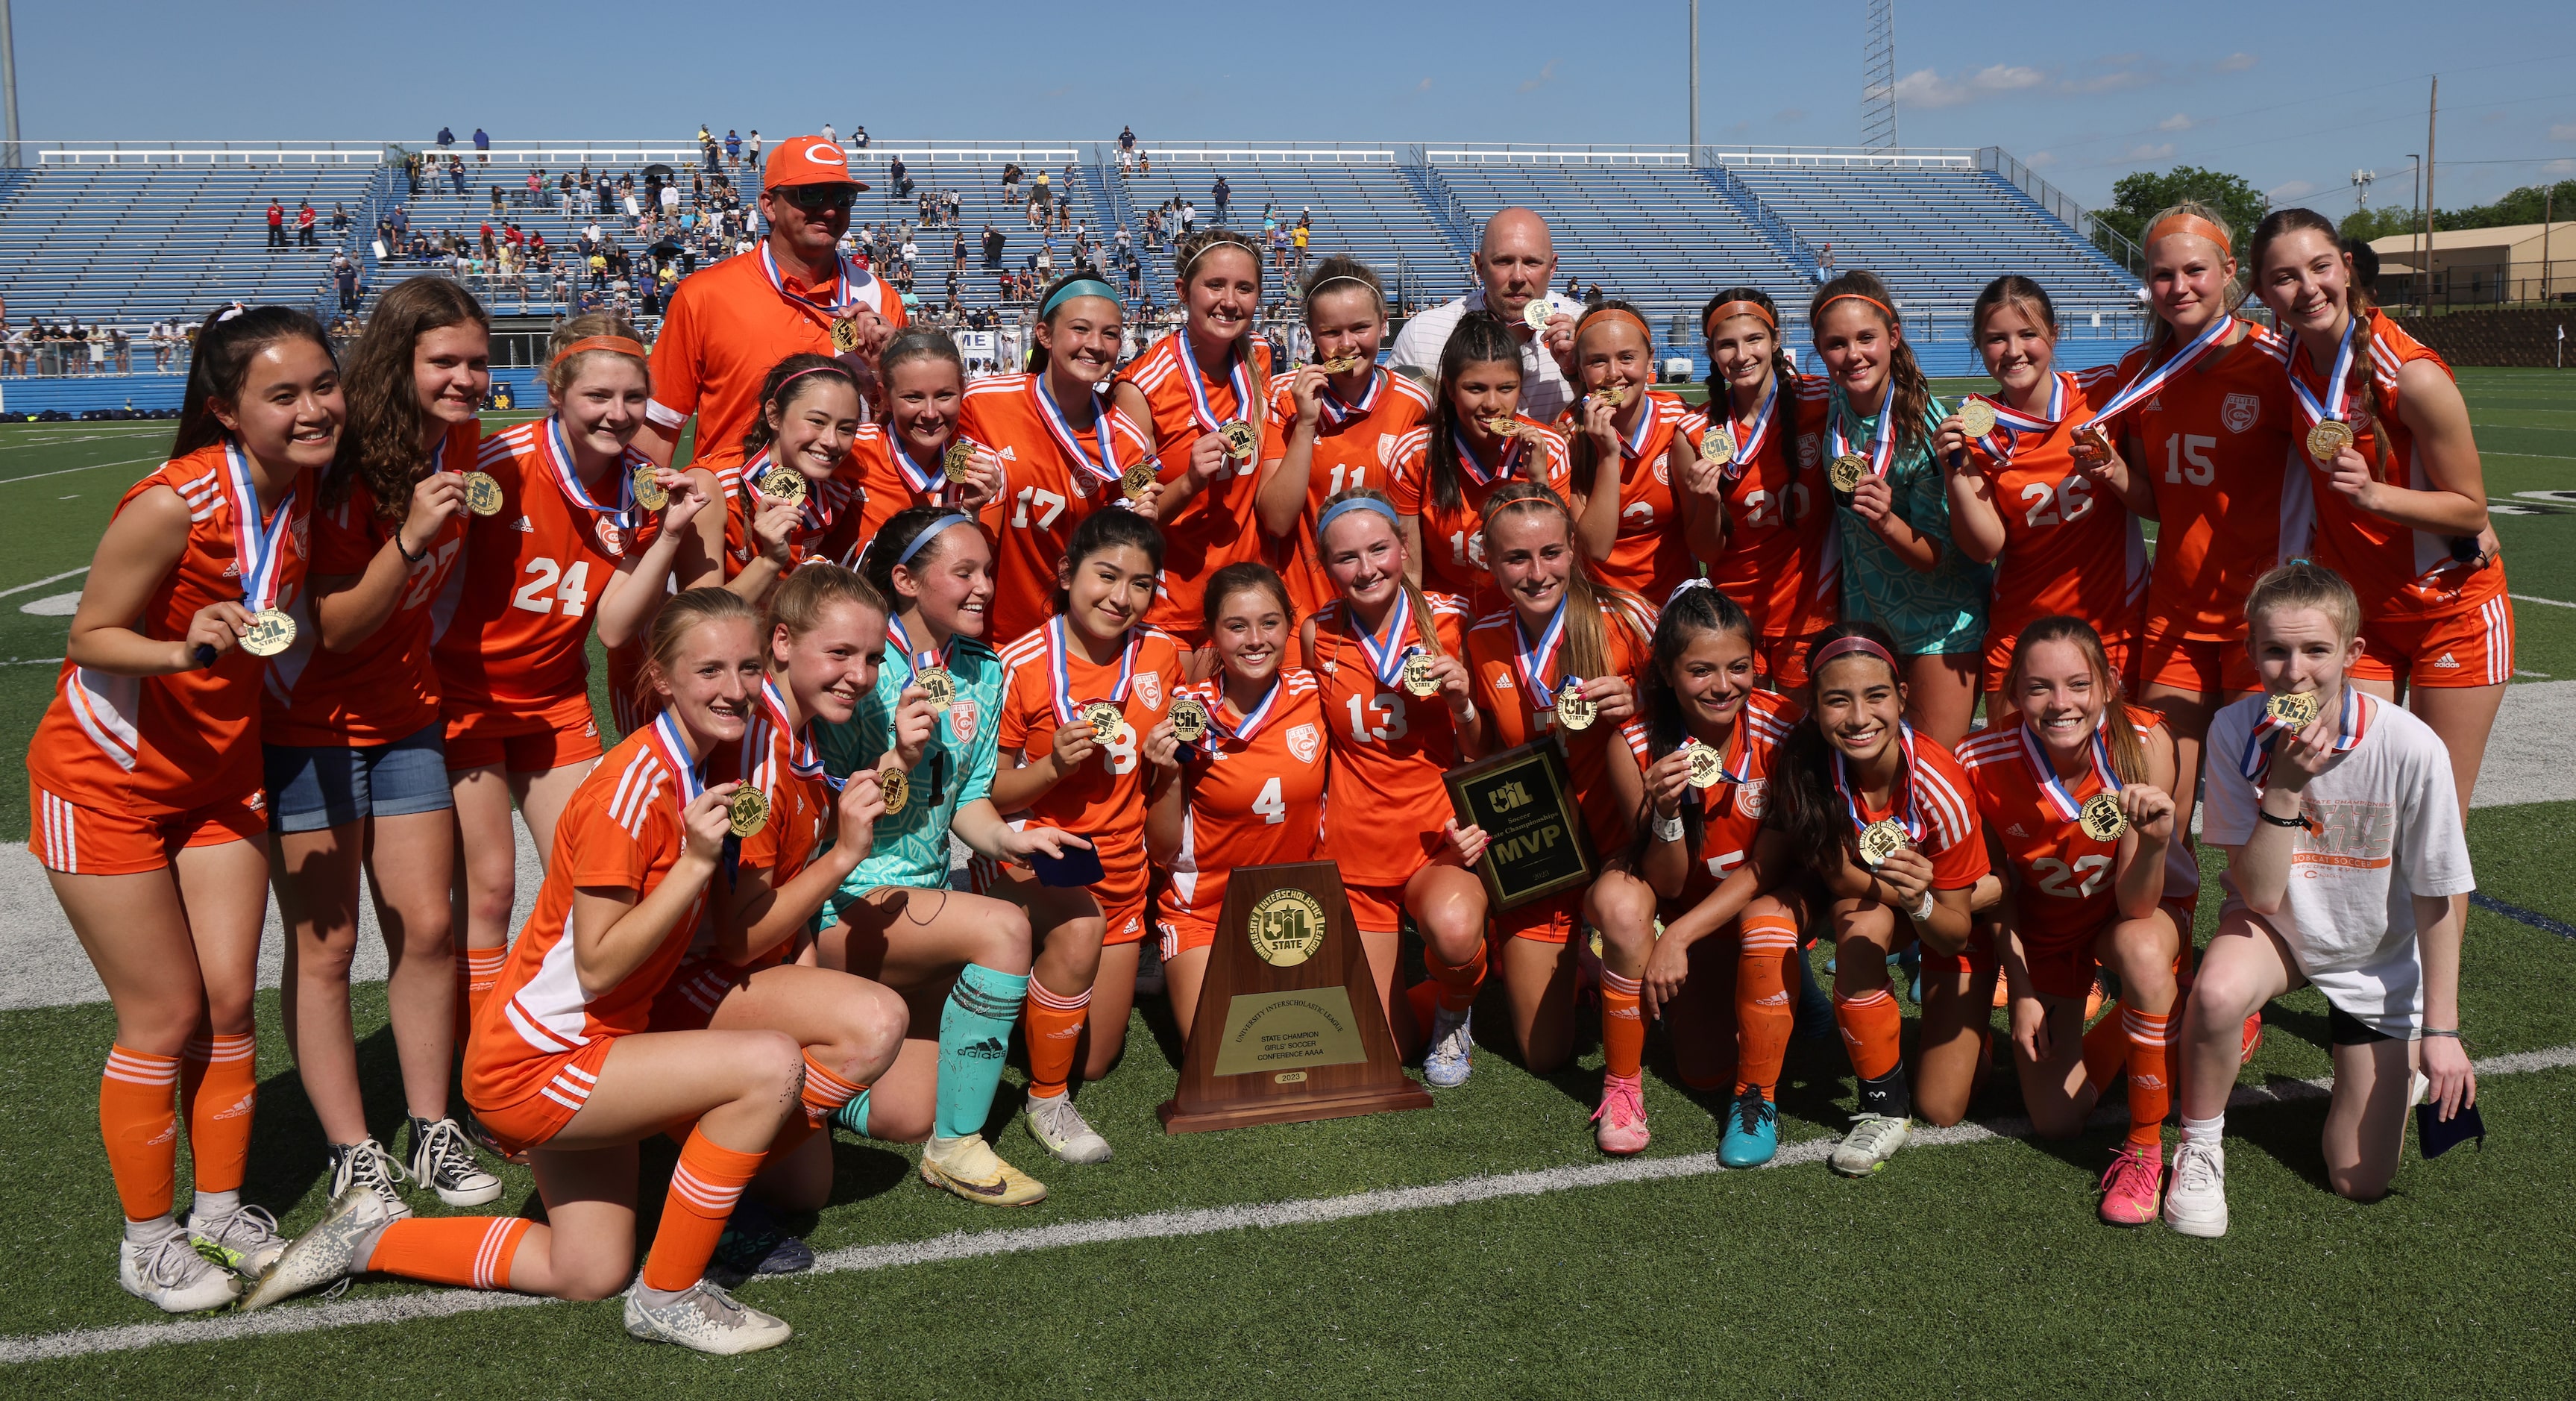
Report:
1652,812,1685,843
1907,890,1936,924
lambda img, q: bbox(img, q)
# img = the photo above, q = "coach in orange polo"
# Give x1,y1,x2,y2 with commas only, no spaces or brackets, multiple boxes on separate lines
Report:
635,134,908,470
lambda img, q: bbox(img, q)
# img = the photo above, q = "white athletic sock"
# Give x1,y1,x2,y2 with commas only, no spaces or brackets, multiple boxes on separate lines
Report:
189,1188,239,1219
2179,1112,2225,1147
124,1213,180,1245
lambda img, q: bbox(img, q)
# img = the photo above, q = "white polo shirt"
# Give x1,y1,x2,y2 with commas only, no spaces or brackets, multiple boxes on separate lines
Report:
1388,287,1574,424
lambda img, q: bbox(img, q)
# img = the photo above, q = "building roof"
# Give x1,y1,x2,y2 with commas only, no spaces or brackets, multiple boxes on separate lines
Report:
2368,222,2576,256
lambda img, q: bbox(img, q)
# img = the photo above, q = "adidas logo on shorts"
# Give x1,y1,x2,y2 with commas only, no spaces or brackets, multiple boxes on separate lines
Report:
2434,652,2460,668
513,516,536,533
2006,823,2029,838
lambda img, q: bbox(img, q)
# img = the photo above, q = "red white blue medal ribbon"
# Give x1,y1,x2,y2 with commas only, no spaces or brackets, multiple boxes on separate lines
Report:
2078,310,2234,436
1316,366,1384,430
1451,426,1523,488
1832,721,1927,842
541,414,632,554
1214,676,1283,743
758,242,873,325
1351,588,1416,690
758,677,820,780
1828,395,1897,481
1719,377,1779,483
644,709,708,809
2240,686,2368,785
1970,372,2071,465
1176,330,1253,436
2018,718,2119,824
2284,316,2363,439
1034,374,1122,486
1617,392,1658,461
219,440,296,616
883,433,952,501
1511,596,1569,710
1045,617,1138,727
884,615,953,688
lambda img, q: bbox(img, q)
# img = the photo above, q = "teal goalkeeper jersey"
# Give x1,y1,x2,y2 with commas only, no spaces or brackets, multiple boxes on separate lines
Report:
813,633,1002,900
1828,389,1993,657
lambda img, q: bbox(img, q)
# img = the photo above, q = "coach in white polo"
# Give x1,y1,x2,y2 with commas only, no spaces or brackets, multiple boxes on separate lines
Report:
1389,207,1577,423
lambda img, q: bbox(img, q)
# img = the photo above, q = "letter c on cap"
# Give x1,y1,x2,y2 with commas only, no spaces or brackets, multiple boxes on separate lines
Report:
805,142,846,167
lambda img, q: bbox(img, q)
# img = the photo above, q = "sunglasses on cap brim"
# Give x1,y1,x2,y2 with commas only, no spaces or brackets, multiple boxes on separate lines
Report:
778,184,858,213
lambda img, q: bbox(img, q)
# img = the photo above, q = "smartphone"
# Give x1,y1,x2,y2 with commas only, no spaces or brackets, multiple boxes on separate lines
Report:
1030,838,1105,889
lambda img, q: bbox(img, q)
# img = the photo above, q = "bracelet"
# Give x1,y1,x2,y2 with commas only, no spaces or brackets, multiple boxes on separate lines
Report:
2258,808,2307,830
1907,889,1937,924
395,533,427,564
2422,1029,2462,1039
1651,812,1684,843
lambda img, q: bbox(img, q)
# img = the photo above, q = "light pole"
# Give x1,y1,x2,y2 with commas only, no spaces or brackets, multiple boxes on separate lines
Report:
1688,0,1700,154
2407,154,2422,313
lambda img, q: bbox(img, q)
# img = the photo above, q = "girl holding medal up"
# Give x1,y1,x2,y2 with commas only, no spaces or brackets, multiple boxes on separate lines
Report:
439,317,696,1044
2249,208,2510,818
1685,288,1836,695
1956,618,2187,1225
1387,312,1578,614
1764,623,1992,1176
808,507,1091,1206
962,273,1161,648
1809,273,1990,745
1303,489,1489,1085
844,330,1005,558
990,511,1190,1162
1563,300,1721,604
34,304,334,1311
697,354,863,597
1257,257,1435,618
266,277,497,1219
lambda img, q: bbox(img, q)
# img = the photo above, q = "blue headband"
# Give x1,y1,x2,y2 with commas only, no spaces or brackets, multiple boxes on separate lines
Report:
1314,495,1400,542
1041,278,1123,319
896,513,974,566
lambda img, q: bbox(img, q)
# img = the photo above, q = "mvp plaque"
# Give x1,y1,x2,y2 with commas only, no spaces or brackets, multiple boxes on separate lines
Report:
1157,861,1433,1134
1444,738,1598,910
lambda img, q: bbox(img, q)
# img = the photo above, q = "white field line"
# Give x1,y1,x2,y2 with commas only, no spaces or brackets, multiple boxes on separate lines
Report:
5,1041,2570,1366
0,456,160,487
2511,593,2575,609
0,567,89,600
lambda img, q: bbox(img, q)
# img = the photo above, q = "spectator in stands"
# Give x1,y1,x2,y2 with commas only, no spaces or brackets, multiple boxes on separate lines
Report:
726,129,741,166
436,125,454,148
1291,220,1309,275
1181,199,1199,235
1389,205,1575,422
295,201,318,247
336,257,362,314
982,224,1005,269
852,125,870,148
1119,125,1137,156
821,122,837,144
700,124,719,172
889,155,914,199
331,203,351,234
448,154,467,195
1815,242,1835,281
1211,175,1232,224
1002,162,1023,199
746,130,762,169
472,126,489,163
267,199,287,250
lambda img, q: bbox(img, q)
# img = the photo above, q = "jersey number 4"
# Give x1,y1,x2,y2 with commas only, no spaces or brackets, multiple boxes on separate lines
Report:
511,557,594,617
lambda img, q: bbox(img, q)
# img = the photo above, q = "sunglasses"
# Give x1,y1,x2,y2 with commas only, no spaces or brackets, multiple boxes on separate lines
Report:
779,184,857,216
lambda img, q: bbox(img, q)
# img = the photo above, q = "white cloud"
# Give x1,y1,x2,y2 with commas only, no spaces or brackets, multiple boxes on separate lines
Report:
2157,113,2193,132
1517,60,1558,94
2551,122,2576,142
2216,52,2258,73
1892,63,2046,110
2123,142,2176,161
1414,78,1433,93
2547,158,2576,177
2269,180,2320,200
2026,151,2058,169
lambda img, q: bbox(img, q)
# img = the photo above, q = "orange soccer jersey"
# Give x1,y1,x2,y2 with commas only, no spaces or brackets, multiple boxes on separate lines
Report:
708,443,870,579
264,419,478,747
1386,417,1574,615
1556,389,1700,604
1156,670,1328,950
430,418,656,718
1266,368,1434,617
1958,369,2146,680
1836,727,1989,893
465,721,714,1121
644,245,908,465
996,620,1191,920
1309,591,1472,888
1463,601,1652,853
1125,332,1286,641
1680,374,1840,646
2116,325,2307,645
1669,688,1804,906
960,373,1159,646
845,423,975,565
1958,712,2170,984
29,440,312,817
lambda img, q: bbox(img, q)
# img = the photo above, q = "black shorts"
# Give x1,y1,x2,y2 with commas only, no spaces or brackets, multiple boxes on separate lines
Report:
2327,1003,2396,1047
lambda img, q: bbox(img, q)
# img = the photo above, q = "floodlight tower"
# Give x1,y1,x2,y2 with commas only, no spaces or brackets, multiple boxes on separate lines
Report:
2352,169,2375,213
1862,0,1897,151
0,0,19,169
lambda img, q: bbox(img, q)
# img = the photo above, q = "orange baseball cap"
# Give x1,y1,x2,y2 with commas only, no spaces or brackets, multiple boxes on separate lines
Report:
764,136,869,190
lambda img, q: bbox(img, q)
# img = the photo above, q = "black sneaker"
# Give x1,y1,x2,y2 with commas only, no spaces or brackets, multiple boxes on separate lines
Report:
709,1200,814,1282
409,1117,504,1207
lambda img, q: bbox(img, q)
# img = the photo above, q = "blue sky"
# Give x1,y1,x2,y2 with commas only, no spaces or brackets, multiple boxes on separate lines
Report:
11,1,2572,214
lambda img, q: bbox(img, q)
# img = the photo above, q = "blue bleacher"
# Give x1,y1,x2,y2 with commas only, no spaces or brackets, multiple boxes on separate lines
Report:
1727,166,2134,307
0,166,378,324
1108,154,1468,313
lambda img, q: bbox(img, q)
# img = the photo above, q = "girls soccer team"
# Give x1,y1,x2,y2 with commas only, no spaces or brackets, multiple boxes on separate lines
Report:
40,200,2496,1350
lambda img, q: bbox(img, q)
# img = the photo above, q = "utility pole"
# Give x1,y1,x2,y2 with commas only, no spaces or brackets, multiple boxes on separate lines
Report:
2422,76,2438,316
0,0,21,170
1688,0,1700,154
2408,154,2422,309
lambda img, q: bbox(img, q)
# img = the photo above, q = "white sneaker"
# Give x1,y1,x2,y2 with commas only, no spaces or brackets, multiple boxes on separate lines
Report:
623,1277,793,1355
327,1138,415,1226
2162,1140,2230,1238
237,1182,389,1311
1828,1114,1913,1177
409,1117,504,1208
120,1227,241,1313
187,1201,287,1275
1422,1006,1474,1089
1025,1092,1113,1164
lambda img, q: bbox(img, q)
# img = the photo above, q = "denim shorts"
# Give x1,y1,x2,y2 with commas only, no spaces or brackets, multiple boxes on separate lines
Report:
263,721,455,834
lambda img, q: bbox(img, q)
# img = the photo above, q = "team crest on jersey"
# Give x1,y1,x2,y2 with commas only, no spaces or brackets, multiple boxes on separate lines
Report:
1797,433,1821,469
1134,672,1163,710
1377,433,1399,465
2222,394,2261,433
1286,723,1320,764
1736,779,1768,818
597,521,624,554
950,700,980,742
1653,453,1671,486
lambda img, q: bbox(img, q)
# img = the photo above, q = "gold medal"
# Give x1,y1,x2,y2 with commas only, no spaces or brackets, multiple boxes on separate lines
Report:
1315,354,1364,374
1120,458,1157,501
758,466,808,504
1218,419,1259,461
1856,818,1908,869
2078,792,2127,842
2266,690,2322,730
1828,454,1867,494
1592,384,1627,410
916,666,956,712
1401,651,1439,698
1169,695,1211,744
2305,419,2354,463
1955,398,1997,439
831,316,861,353
1683,741,1725,790
239,607,296,658
1553,678,1596,733
630,465,670,512
1699,427,1735,466
876,765,909,816
1081,700,1125,745
942,439,978,483
727,785,769,839
1521,295,1556,331
1485,415,1521,438
460,470,504,517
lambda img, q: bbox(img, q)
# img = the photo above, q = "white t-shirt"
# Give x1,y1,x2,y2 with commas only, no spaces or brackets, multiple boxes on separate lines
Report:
1388,287,1576,426
2203,689,2475,1033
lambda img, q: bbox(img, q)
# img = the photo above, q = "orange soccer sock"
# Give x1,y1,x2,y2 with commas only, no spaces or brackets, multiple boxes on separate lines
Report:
1734,914,1802,1100
2123,1006,2174,1148
1425,939,1489,1016
1600,968,1645,1082
1022,982,1093,1103
1833,988,1904,1082
180,1032,256,1194
99,1045,181,1222
366,1215,531,1290
773,1053,868,1157
458,946,509,1042
641,1129,764,1293
2082,1002,2132,1097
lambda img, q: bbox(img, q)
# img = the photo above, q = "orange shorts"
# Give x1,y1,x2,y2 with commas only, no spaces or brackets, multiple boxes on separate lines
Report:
1495,886,1586,945
1156,910,1216,959
2349,598,2515,689
465,1037,614,1157
1347,880,1408,934
2135,625,2258,696
444,692,604,773
1917,917,1998,984
1759,630,1829,690
29,786,263,876
647,954,771,1034
1986,628,2134,698
1095,862,1149,947
2020,898,2197,1000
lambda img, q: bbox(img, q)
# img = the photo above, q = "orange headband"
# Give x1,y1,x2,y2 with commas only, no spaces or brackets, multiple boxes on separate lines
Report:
2146,213,2233,253
1815,292,1897,325
1703,299,1776,339
1581,307,1655,345
551,335,647,368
